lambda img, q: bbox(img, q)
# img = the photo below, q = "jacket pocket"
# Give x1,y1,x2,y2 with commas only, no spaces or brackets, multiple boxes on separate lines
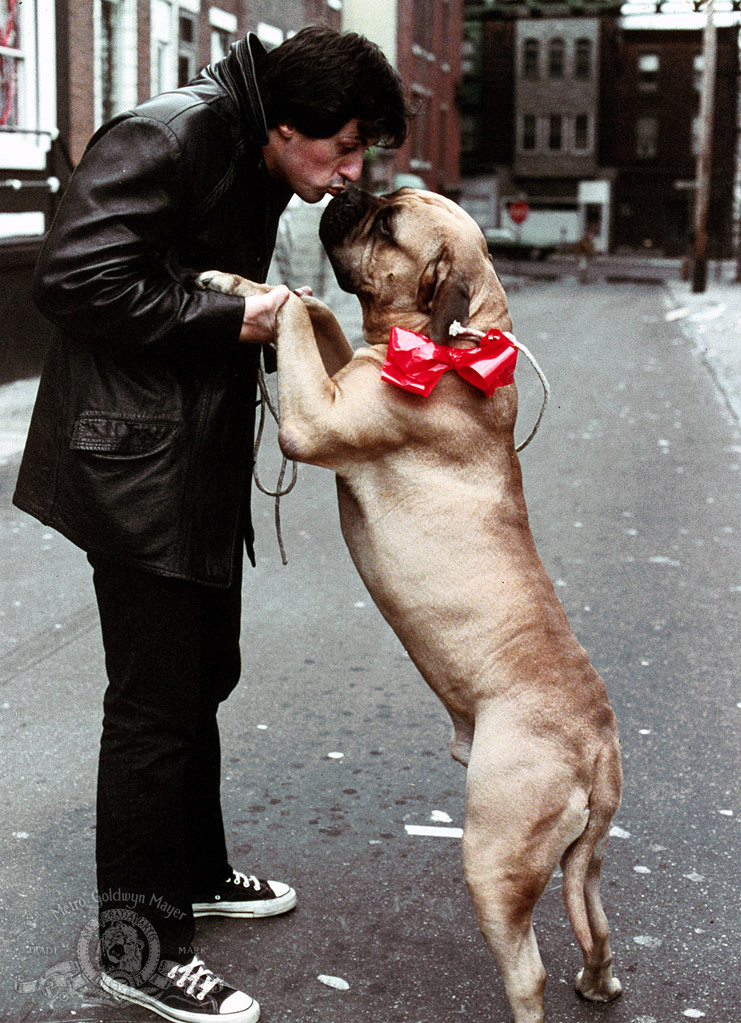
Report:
70,412,180,458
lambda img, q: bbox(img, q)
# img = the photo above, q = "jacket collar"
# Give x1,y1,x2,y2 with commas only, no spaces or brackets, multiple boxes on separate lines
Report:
203,33,269,146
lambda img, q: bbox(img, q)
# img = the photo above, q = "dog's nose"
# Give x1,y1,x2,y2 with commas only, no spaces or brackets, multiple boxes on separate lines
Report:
319,188,378,250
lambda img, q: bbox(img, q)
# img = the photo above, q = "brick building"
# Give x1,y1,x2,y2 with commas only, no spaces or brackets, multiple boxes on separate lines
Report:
1,0,464,382
460,0,741,256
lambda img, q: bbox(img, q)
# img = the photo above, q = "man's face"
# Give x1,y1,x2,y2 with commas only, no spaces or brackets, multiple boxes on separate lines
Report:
264,118,372,204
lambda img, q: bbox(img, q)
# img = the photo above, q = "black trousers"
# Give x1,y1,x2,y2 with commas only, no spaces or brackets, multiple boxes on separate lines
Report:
89,553,243,958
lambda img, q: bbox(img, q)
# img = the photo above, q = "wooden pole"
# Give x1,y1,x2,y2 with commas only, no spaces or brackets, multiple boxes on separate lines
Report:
692,0,718,293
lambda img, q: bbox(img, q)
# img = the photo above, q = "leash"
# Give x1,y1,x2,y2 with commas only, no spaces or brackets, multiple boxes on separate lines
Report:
448,321,551,452
254,358,297,565
253,321,549,564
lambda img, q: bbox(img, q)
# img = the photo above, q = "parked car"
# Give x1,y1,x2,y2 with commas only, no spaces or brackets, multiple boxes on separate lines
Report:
484,227,556,262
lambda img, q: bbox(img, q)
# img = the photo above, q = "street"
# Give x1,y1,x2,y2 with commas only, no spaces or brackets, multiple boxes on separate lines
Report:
1,275,739,1023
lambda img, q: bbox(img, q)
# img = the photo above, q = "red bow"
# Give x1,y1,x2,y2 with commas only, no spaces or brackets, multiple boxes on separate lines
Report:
381,326,518,398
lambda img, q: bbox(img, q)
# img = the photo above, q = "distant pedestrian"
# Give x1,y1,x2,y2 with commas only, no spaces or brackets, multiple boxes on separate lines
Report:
576,229,596,284
14,25,411,1023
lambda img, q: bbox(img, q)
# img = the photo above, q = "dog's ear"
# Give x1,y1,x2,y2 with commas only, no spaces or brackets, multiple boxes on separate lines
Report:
416,247,471,345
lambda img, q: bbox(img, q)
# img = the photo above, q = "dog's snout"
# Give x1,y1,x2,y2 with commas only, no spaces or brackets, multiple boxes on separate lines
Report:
319,188,378,250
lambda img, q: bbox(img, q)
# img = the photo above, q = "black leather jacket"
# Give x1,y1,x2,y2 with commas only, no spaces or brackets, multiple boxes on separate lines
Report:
13,36,292,586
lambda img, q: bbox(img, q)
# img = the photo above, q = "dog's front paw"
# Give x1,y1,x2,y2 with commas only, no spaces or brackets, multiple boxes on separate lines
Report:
196,270,260,297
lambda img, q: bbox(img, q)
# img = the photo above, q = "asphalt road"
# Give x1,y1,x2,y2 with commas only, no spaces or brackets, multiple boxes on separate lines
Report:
1,278,739,1023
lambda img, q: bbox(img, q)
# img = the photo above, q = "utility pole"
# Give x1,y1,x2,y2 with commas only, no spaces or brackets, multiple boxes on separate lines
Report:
692,0,718,294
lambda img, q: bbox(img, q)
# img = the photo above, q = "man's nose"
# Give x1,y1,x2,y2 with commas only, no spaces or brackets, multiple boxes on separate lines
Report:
338,150,365,183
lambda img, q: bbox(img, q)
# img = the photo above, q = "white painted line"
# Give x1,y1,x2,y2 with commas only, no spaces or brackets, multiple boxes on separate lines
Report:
405,824,463,838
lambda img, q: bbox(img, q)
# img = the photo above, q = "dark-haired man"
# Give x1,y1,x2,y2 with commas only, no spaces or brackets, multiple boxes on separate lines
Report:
14,25,411,1023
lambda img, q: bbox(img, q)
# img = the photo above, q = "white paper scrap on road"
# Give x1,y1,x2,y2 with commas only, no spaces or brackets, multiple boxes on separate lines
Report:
430,810,453,823
405,824,464,838
610,825,631,839
318,975,350,991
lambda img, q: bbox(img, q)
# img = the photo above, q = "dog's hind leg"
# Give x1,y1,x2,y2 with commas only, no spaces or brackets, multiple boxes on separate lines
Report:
560,745,622,1004
462,730,590,1023
568,835,622,1003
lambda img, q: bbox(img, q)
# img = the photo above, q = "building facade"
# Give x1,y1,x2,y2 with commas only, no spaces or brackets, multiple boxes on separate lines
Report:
460,0,740,256
342,0,464,196
2,0,463,382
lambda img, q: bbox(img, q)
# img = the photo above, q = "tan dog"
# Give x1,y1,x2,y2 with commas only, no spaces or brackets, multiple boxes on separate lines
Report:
198,187,623,1023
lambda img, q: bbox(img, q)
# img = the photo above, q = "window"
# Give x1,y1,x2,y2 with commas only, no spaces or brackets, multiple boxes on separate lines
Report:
574,113,589,151
575,38,592,79
151,1,200,96
522,114,536,151
549,38,565,79
413,0,434,56
693,53,703,92
441,0,450,67
178,11,198,86
95,0,136,125
692,114,701,157
0,0,55,173
0,0,21,127
549,114,562,151
637,53,659,93
523,39,539,80
410,88,431,168
210,7,237,64
99,0,120,123
636,116,658,159
152,0,173,94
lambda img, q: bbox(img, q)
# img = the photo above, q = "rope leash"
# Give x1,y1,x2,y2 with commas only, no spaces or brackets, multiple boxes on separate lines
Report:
254,323,549,564
254,360,297,565
448,321,551,452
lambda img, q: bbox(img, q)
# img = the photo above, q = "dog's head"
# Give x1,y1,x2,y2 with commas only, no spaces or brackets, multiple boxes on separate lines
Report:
319,187,511,345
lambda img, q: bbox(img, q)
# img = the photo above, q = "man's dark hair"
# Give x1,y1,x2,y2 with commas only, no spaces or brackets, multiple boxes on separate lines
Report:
258,25,412,148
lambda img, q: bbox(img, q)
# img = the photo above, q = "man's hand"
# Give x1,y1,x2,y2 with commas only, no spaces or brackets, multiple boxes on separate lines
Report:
238,286,291,343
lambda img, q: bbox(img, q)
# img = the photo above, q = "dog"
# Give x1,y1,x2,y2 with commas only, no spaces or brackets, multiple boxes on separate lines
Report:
197,187,623,1023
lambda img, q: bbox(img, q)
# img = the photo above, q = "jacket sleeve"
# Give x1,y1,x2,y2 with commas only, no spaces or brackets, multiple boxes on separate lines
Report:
32,114,246,349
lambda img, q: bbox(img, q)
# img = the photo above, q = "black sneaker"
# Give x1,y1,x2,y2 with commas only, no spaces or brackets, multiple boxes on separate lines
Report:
101,955,259,1022
192,869,297,919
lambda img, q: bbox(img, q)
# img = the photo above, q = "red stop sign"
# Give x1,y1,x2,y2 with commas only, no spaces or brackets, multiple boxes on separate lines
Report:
508,201,529,225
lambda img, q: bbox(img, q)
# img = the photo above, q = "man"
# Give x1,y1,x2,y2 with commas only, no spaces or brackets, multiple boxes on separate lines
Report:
14,25,410,1023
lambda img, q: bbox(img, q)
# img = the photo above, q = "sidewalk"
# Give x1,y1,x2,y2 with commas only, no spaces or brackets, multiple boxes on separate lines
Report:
664,273,741,426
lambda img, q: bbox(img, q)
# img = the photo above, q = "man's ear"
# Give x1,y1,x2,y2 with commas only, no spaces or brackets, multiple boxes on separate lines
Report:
416,247,471,344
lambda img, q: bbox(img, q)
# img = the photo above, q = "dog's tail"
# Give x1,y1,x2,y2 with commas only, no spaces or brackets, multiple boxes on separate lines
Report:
560,743,622,960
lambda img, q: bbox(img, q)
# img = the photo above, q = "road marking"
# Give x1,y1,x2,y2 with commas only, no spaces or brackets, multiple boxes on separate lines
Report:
405,824,463,838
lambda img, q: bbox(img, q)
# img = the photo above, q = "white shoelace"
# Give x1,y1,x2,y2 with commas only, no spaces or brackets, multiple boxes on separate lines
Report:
167,957,221,1001
230,869,262,892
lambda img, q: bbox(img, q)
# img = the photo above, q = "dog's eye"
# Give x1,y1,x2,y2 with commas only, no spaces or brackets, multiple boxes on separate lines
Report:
375,209,394,241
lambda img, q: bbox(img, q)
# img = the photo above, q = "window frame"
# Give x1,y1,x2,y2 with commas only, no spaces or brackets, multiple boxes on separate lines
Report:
522,38,539,80
0,0,56,172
